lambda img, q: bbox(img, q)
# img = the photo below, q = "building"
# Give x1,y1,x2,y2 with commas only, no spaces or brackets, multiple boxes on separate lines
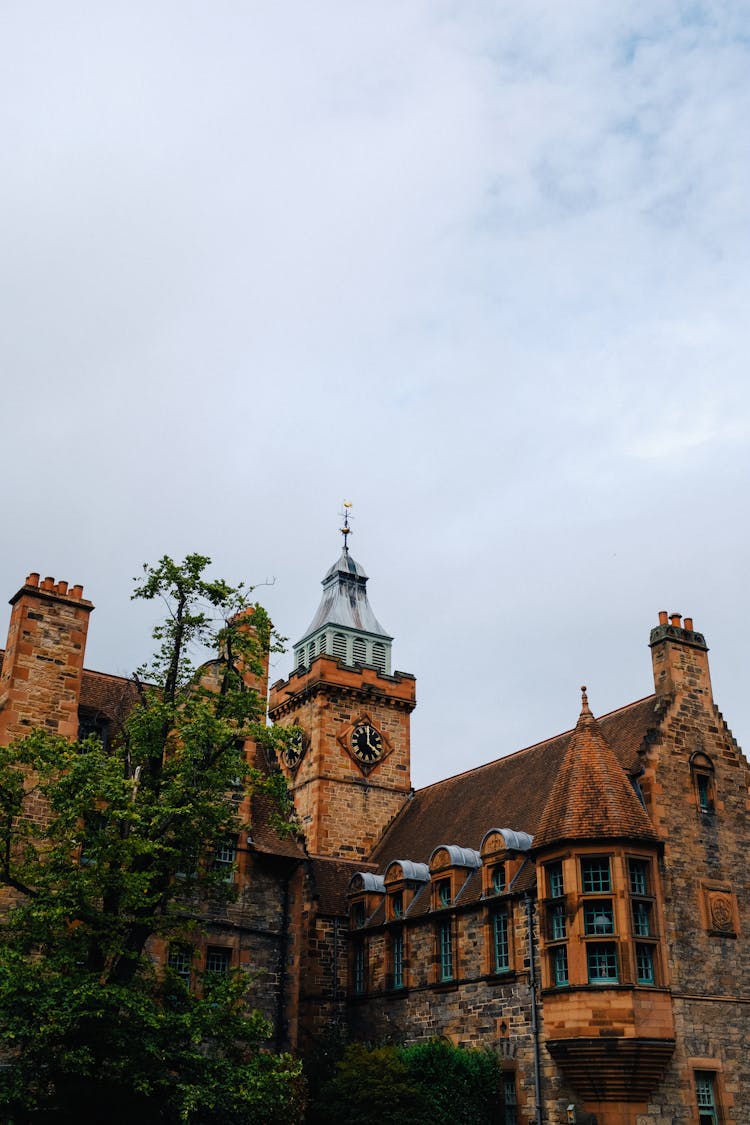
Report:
1,554,748,1124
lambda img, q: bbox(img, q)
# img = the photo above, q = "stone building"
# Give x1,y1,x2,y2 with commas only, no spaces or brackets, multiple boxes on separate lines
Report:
1,553,748,1124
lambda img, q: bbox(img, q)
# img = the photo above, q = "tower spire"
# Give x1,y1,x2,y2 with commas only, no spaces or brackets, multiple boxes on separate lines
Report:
339,500,353,554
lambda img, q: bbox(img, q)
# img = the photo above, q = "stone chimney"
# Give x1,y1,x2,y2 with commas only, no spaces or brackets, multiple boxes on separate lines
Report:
649,610,712,702
0,573,94,745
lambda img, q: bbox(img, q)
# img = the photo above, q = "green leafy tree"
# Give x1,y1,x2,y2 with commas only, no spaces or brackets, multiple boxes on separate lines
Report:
309,1038,505,1125
0,554,304,1123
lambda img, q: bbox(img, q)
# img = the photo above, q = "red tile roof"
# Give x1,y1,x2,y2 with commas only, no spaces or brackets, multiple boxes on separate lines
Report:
372,694,660,867
533,689,658,849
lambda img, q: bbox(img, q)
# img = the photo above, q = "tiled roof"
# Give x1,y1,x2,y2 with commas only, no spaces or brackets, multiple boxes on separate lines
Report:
249,792,307,860
533,690,658,849
309,856,377,915
371,694,660,868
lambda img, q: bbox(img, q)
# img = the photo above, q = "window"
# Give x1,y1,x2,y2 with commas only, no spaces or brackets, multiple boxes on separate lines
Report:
628,858,649,897
372,642,386,671
212,838,237,881
492,909,510,973
353,637,366,664
695,1071,719,1124
492,864,506,894
550,903,567,941
547,861,564,899
206,947,231,975
392,930,404,989
352,901,365,929
636,943,655,985
439,920,453,982
168,944,192,984
391,891,403,919
296,648,305,669
584,900,615,935
691,753,716,813
332,633,347,660
586,943,618,984
581,857,611,894
552,945,569,987
318,634,327,654
502,1073,518,1125
632,900,652,936
353,943,366,995
438,879,451,907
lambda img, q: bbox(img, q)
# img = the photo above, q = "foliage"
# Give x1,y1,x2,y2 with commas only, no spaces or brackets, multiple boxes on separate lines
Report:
307,1037,505,1125
0,554,304,1123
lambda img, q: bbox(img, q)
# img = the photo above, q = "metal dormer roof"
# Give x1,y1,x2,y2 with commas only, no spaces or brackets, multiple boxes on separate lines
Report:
297,549,391,644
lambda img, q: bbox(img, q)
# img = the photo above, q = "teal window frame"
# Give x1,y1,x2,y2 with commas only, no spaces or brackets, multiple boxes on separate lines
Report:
492,909,510,973
628,858,649,896
438,879,451,907
353,944,366,994
581,857,611,894
550,903,566,941
547,861,564,899
438,919,454,982
695,1071,719,1123
636,943,655,985
584,900,615,936
552,944,569,987
632,900,652,937
392,930,404,989
492,864,506,894
586,942,618,984
392,891,403,919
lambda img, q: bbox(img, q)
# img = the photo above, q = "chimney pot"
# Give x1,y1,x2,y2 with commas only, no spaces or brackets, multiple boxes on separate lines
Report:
26,572,40,588
684,616,693,631
56,580,68,596
670,613,682,628
658,610,668,626
42,576,55,591
70,585,84,600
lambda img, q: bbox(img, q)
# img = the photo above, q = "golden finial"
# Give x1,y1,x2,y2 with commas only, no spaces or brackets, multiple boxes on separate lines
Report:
339,501,354,552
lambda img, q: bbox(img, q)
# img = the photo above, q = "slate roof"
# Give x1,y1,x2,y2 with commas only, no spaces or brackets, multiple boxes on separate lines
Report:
297,549,391,643
534,689,658,848
371,694,661,868
309,856,377,915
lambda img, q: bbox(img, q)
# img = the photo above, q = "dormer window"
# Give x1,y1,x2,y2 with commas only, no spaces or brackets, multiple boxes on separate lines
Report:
492,864,506,894
438,879,451,908
392,891,403,919
352,901,365,929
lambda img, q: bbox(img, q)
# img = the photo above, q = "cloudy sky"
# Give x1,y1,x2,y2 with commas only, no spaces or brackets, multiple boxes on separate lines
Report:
2,2,749,789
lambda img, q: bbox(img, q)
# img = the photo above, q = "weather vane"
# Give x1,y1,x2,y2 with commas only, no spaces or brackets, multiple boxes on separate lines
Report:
339,501,353,552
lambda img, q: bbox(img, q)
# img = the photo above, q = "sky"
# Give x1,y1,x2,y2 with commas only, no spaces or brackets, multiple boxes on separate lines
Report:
2,2,749,790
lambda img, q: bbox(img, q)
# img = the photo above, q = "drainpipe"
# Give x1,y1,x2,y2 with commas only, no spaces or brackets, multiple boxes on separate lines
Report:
525,891,543,1125
332,916,341,1023
274,862,297,1052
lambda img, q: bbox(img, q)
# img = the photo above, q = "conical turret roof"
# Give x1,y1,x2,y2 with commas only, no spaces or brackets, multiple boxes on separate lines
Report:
533,687,657,850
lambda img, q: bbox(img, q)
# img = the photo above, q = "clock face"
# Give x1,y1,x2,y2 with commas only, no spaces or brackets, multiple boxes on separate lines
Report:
351,722,383,764
282,731,305,770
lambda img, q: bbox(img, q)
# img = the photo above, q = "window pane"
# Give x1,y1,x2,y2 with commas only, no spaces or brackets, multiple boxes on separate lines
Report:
628,859,648,896
438,880,451,907
584,900,615,935
392,931,404,989
213,838,236,879
392,892,403,918
586,943,618,983
502,1074,518,1124
548,862,564,899
633,901,652,936
553,945,568,987
493,910,510,973
354,945,366,994
582,858,611,893
168,945,192,983
695,1071,718,1123
206,948,231,974
551,903,566,941
439,921,453,981
636,943,655,985
493,864,506,894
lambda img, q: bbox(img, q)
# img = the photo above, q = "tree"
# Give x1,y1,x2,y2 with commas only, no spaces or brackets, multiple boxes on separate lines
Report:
0,554,305,1123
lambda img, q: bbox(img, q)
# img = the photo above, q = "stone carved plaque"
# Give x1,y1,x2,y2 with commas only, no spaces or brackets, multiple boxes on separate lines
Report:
709,892,735,934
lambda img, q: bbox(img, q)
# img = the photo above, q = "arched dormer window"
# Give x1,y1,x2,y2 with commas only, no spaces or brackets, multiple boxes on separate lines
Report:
690,751,716,813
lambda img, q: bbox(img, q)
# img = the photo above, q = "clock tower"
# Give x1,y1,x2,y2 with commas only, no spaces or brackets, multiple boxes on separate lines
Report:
268,525,416,860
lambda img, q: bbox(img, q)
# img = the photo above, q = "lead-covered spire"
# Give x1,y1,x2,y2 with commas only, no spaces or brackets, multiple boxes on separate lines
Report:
292,507,393,674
